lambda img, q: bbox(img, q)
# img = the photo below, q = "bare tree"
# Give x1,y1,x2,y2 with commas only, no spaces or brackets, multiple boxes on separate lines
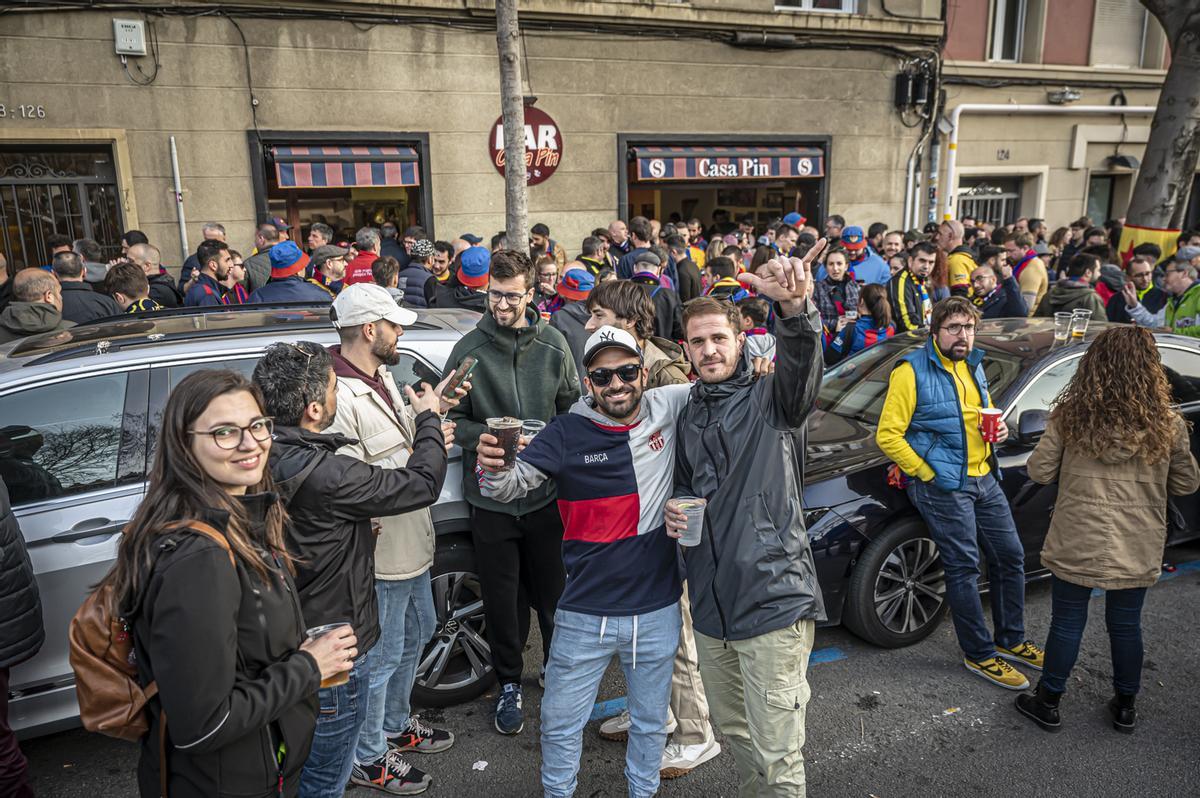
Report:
496,0,529,252
1126,2,1200,228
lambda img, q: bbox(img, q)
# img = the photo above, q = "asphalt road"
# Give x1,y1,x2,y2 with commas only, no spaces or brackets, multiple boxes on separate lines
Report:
24,543,1200,798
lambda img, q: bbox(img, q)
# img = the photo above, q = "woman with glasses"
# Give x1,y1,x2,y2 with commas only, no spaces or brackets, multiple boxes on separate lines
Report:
1017,327,1199,734
102,369,356,797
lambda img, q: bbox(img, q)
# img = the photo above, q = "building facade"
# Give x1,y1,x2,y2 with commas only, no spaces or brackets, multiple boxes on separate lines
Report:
0,0,941,269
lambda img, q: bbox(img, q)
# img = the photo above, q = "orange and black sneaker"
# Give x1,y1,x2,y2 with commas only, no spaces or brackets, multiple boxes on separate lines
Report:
350,750,432,795
386,716,455,754
963,656,1030,690
997,641,1045,671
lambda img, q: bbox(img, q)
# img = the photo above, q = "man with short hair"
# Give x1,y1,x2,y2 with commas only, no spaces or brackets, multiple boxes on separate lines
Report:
617,217,655,280
127,243,181,308
667,236,702,302
889,242,937,332
824,214,846,239
936,220,975,297
1127,248,1200,336
867,222,889,253
686,218,707,251
668,249,828,796
585,279,691,388
429,246,489,312
774,224,800,259
104,261,160,313
397,226,426,269
180,222,227,289
579,236,607,277
243,220,286,293
704,256,749,303
1109,253,1165,325
255,338,455,798
247,241,333,304
308,244,350,298
877,297,1043,691
52,252,121,324
630,250,683,341
42,234,73,270
344,227,383,286
71,238,108,286
881,231,905,261
1035,254,1106,317
430,241,454,285
531,222,567,269
321,285,458,795
0,269,73,344
970,257,1026,319
308,222,335,253
1002,232,1048,315
184,239,233,307
379,222,405,261
445,249,580,736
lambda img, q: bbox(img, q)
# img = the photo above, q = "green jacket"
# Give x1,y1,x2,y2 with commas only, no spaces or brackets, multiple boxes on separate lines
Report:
447,306,580,514
1130,280,1200,337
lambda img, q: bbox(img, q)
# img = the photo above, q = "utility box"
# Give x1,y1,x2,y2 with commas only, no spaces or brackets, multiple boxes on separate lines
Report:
113,19,147,56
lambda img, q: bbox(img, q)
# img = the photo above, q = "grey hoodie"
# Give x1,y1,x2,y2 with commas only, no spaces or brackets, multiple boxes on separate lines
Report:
0,302,75,345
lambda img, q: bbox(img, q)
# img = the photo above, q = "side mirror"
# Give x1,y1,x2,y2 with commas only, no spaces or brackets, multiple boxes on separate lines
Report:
1017,409,1048,446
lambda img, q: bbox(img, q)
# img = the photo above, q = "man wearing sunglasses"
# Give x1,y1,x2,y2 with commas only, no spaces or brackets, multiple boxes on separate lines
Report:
475,325,698,798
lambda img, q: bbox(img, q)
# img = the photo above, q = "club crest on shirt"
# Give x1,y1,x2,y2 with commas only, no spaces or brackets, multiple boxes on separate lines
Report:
648,431,665,452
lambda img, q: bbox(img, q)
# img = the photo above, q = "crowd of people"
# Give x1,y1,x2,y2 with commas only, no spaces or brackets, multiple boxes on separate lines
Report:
1,205,1198,798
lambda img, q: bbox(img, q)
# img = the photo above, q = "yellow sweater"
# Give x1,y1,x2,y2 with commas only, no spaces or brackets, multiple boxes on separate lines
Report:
876,346,992,483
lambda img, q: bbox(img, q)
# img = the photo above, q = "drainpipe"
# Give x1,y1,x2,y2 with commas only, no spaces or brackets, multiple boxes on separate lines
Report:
169,135,188,262
939,104,1156,221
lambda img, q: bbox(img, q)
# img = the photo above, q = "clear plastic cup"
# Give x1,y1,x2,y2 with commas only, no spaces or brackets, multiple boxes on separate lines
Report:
670,497,707,547
521,419,546,440
486,416,522,469
1069,309,1092,339
305,623,352,688
1053,312,1071,342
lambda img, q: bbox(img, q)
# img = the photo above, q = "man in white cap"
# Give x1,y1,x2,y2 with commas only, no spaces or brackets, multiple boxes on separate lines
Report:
324,284,461,796
475,325,717,798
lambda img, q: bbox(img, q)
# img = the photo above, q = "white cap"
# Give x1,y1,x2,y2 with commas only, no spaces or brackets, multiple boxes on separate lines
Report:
331,283,418,329
582,325,642,368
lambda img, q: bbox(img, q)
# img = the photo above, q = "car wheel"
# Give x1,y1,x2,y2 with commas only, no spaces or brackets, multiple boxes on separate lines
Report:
843,520,949,648
412,538,496,707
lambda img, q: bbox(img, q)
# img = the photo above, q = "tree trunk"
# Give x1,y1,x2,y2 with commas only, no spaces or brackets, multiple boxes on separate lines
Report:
495,0,529,253
1127,2,1200,227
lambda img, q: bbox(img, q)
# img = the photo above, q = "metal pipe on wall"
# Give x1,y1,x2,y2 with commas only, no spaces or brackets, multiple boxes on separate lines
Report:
169,135,188,262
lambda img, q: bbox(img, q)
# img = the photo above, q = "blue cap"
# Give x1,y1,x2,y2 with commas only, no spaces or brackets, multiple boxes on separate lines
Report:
558,267,595,301
782,212,806,227
458,246,490,287
840,226,867,251
268,240,309,278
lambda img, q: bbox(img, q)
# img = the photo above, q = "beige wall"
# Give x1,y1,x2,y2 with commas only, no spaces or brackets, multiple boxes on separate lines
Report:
1,7,933,267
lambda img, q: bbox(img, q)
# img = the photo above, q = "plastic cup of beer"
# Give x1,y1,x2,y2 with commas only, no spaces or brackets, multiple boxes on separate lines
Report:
305,623,352,688
486,416,523,469
521,419,546,441
670,497,708,547
979,408,1003,443
1069,309,1092,340
1053,312,1071,342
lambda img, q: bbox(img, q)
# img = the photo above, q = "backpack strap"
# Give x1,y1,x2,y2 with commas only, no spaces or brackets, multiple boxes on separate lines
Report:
161,520,235,567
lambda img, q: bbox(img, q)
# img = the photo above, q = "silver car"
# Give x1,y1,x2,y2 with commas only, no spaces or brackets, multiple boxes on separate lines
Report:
2,306,495,737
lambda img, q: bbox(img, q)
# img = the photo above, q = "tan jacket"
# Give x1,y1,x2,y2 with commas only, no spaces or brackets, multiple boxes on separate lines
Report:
643,337,691,388
326,366,435,581
1027,415,1200,589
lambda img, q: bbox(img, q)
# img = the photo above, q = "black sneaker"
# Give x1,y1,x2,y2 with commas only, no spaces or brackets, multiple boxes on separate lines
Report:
350,751,432,795
494,682,524,735
387,715,455,754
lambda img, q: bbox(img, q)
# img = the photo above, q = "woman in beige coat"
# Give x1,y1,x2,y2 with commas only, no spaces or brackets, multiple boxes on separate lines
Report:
1016,326,1200,734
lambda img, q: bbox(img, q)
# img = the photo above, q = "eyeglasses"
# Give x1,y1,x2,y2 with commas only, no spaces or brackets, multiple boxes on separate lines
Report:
940,323,976,336
488,289,531,306
189,418,274,450
587,364,642,387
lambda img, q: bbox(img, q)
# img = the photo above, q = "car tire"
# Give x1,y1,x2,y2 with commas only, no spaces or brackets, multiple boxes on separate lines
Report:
843,519,949,648
411,537,496,707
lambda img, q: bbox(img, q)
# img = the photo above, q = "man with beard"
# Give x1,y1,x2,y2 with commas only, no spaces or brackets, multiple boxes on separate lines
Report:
888,242,937,332
254,340,460,798
877,297,1043,691
183,239,233,307
321,285,462,795
445,249,580,737
476,325,701,798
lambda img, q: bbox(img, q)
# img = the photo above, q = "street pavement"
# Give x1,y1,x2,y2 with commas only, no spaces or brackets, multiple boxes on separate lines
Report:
24,542,1200,797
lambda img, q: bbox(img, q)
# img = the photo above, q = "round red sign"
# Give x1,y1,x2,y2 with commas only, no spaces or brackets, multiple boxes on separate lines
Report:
489,106,563,186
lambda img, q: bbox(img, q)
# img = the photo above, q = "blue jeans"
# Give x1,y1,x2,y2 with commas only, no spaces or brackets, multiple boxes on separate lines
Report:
541,603,681,798
907,473,1026,662
1040,576,1148,695
299,655,371,798
355,571,438,764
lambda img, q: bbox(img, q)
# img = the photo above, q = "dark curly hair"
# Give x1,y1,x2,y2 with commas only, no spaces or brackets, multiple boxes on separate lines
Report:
1050,326,1180,464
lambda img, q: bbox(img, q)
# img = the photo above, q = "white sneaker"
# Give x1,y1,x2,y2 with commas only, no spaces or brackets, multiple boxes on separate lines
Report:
660,736,722,779
597,709,677,741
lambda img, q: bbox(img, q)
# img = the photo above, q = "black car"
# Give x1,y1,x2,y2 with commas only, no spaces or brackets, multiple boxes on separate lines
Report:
803,318,1200,648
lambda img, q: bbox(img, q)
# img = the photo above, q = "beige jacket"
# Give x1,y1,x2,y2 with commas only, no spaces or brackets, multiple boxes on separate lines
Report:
1027,415,1200,589
326,366,435,581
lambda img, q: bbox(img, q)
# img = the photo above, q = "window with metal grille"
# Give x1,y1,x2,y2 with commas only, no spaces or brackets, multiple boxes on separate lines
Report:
776,0,857,13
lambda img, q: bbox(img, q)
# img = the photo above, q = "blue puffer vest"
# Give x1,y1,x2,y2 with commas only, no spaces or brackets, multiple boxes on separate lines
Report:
899,338,991,492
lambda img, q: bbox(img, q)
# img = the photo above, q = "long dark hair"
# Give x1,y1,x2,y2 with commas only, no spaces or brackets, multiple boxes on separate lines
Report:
105,370,291,611
859,283,892,328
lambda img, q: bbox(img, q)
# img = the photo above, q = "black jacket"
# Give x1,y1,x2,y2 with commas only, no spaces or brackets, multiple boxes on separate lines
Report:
675,302,827,641
0,477,44,669
59,281,122,325
148,273,182,309
131,495,319,798
269,421,449,655
429,281,487,313
631,274,683,341
973,275,1028,319
1108,285,1166,324
888,269,930,333
398,265,432,308
549,300,591,381
675,258,703,303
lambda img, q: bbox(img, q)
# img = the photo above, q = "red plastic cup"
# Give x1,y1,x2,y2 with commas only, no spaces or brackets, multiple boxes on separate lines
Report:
979,408,1002,443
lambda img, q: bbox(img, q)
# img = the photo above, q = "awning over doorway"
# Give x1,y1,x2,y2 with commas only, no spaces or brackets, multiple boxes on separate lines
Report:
271,145,420,189
631,145,824,182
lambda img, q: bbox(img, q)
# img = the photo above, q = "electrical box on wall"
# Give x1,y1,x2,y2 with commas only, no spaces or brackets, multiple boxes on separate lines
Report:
113,19,147,56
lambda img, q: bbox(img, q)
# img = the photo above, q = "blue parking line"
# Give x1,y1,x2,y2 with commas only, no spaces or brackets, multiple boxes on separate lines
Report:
589,646,848,721
1090,560,1200,597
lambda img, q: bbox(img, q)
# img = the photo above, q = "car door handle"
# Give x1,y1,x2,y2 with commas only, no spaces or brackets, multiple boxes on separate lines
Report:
49,520,128,544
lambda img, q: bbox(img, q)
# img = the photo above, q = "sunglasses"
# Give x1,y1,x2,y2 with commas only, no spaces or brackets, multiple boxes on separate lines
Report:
587,364,641,387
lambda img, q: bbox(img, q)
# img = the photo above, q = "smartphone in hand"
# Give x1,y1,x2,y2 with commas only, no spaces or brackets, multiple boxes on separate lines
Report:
442,355,478,400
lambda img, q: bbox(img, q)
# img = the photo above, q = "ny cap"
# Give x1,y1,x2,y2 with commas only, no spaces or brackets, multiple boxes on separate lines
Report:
582,325,642,369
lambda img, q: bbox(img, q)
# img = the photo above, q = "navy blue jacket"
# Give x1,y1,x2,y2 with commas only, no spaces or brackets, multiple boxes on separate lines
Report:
247,276,333,304
398,265,431,308
183,272,225,307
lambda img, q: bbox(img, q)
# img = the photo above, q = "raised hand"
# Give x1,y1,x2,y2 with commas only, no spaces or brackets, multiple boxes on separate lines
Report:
405,382,441,416
736,237,827,308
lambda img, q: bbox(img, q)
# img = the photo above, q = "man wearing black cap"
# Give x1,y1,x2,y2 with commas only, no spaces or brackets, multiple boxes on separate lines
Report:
308,244,350,298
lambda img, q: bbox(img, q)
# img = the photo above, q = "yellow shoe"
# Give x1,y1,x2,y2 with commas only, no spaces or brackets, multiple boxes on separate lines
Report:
963,656,1030,690
997,641,1045,671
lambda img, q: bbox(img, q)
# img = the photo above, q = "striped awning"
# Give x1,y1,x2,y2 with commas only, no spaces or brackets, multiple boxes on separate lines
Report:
631,145,824,182
271,145,420,189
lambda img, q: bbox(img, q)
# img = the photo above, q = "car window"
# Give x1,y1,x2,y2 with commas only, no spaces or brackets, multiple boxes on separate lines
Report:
0,373,131,506
388,352,442,393
1159,347,1200,406
168,358,258,390
1006,356,1080,423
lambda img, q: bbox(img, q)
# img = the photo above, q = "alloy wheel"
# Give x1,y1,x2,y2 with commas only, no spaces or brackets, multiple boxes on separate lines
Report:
872,537,946,634
416,570,493,694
